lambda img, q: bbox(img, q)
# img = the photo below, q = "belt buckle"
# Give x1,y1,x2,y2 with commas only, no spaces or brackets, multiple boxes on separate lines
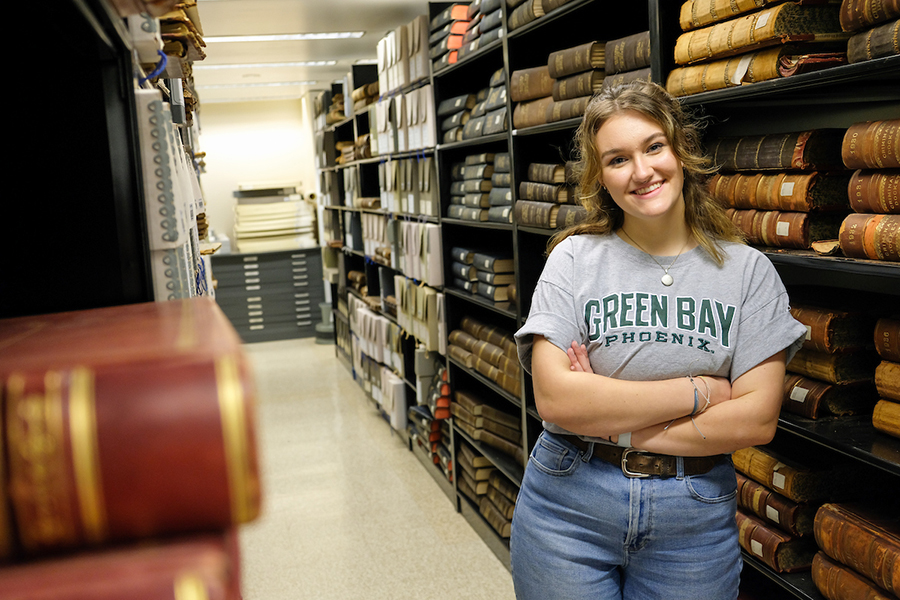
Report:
621,448,650,478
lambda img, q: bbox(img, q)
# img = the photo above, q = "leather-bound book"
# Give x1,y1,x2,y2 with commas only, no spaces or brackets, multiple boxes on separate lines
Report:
603,67,652,90
875,318,900,362
778,51,849,76
494,152,511,172
464,163,494,180
812,551,895,600
458,207,488,221
477,413,521,444
843,120,900,169
458,474,480,503
674,4,846,66
548,41,606,79
547,96,592,123
788,347,879,384
451,261,478,281
848,19,900,62
0,530,240,600
512,96,554,129
460,317,517,356
476,270,515,286
463,179,492,193
430,4,469,30
508,0,545,31
480,7,503,33
552,70,605,101
840,0,900,32
607,31,652,74
437,94,476,117
783,373,877,418
790,304,873,353
732,446,833,503
737,472,817,537
483,107,509,135
492,172,511,187
709,129,847,172
528,163,566,183
813,503,900,596
442,126,464,144
849,170,900,214
509,66,554,103
441,108,470,131
838,213,900,261
472,252,514,273
736,510,818,573
519,182,576,203
450,246,476,265
487,205,514,223
726,208,845,249
489,470,520,503
455,390,519,427
459,439,493,469
487,484,516,520
873,399,900,437
541,0,576,15
471,427,526,464
479,495,512,537
667,46,787,97
430,19,469,45
557,204,588,228
461,193,490,208
470,338,510,369
515,200,559,228
489,187,513,206
0,299,260,559
707,172,852,212
876,360,900,401
679,0,789,31
449,344,477,368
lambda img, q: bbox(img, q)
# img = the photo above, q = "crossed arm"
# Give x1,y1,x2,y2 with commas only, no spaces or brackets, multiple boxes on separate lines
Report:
530,336,787,457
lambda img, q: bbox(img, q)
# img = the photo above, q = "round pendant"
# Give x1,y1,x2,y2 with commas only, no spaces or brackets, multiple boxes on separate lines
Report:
661,273,674,286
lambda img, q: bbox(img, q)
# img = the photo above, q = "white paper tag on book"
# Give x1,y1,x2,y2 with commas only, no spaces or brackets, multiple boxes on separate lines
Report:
751,539,764,557
776,221,791,237
791,385,809,403
780,181,795,196
731,55,754,84
805,325,812,340
756,12,771,29
766,505,781,523
772,463,787,490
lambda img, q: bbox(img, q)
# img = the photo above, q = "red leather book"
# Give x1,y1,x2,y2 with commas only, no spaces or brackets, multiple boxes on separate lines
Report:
0,530,241,600
0,298,261,559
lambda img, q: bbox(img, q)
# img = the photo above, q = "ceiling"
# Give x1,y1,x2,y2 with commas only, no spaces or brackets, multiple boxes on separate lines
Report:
192,0,428,103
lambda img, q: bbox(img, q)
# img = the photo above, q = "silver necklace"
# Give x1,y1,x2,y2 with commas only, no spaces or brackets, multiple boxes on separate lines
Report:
620,229,690,287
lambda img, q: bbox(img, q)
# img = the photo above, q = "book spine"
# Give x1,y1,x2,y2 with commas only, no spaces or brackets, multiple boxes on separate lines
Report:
547,41,605,78
487,485,516,520
494,152,511,172
512,96,554,129
527,163,564,184
839,213,900,260
547,96,592,123
849,170,900,213
607,31,651,74
875,361,900,401
713,129,847,172
509,66,555,102
875,318,900,362
842,120,900,169
552,70,604,101
783,373,830,419
848,18,900,62
839,0,900,32
448,344,476,368
736,510,795,572
508,0,542,31
710,172,852,212
492,172,512,187
737,472,812,537
555,204,588,227
515,200,556,228
812,551,894,600
788,347,880,384
519,181,564,203
601,67,653,90
665,46,784,97
727,209,815,249
680,0,783,31
873,399,900,437
479,495,512,537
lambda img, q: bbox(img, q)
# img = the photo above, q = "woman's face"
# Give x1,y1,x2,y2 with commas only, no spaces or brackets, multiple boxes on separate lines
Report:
595,109,685,227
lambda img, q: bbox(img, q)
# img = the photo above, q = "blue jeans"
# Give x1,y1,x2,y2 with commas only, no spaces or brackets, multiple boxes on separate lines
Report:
510,431,741,600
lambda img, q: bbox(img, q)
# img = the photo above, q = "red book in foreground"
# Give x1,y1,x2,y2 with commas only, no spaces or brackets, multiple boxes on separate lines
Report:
0,298,261,560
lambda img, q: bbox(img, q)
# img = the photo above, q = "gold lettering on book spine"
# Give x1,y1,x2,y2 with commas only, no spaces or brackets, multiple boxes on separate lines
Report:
68,367,106,544
216,355,257,523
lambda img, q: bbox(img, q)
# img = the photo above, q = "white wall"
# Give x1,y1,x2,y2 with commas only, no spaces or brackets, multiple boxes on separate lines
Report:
195,98,317,243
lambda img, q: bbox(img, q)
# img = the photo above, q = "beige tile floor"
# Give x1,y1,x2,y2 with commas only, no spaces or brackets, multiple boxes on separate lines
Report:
239,337,516,599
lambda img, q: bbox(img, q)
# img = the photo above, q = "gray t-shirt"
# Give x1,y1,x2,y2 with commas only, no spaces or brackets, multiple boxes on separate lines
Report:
515,233,807,441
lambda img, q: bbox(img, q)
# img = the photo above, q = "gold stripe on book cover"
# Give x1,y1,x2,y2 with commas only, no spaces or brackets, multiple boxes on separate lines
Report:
215,355,258,524
69,367,107,545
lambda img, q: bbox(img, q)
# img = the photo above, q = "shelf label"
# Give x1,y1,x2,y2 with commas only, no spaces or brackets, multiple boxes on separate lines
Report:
751,539,764,557
776,221,790,237
780,181,795,197
766,504,780,523
790,385,809,403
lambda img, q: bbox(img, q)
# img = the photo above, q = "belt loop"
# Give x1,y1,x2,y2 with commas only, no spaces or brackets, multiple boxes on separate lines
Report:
581,441,594,462
676,456,685,480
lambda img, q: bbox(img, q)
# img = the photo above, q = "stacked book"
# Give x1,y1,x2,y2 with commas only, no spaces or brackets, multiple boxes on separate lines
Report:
457,440,497,502
449,247,515,302
602,31,652,90
325,92,346,126
510,64,554,129
467,68,509,140
437,419,454,482
841,0,900,63
452,390,525,465
430,3,470,71
438,93,476,144
447,153,495,221
459,0,504,59
811,503,900,599
479,470,518,539
838,119,900,262
408,404,442,465
447,315,522,397
350,81,379,114
668,2,851,97
515,161,586,230
873,317,900,439
706,128,851,250
781,304,879,420
508,0,576,31
233,196,317,253
487,152,513,223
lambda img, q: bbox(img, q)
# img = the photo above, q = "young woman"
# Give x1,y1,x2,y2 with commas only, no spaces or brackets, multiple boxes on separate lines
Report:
511,81,807,599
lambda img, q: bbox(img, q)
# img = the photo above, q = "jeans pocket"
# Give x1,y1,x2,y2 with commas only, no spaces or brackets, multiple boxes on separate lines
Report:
529,433,581,477
685,458,737,504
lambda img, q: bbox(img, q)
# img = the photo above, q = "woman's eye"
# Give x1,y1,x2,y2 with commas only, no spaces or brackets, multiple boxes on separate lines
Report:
648,142,664,152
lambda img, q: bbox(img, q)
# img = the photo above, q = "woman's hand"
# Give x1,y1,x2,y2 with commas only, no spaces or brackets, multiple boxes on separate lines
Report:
566,341,593,373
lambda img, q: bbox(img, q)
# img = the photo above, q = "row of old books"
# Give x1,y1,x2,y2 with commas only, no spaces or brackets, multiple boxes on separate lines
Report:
506,0,587,32
707,119,899,262
731,445,899,600
668,0,899,97
350,81,379,114
438,69,509,144
515,161,588,230
452,390,525,465
510,32,651,130
874,318,900,439
448,315,522,399
430,4,470,70
447,152,512,223
452,0,504,63
450,246,516,303
456,440,520,540
0,298,261,598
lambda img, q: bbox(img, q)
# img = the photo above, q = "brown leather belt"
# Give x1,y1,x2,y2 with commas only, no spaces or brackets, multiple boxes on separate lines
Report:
558,434,724,479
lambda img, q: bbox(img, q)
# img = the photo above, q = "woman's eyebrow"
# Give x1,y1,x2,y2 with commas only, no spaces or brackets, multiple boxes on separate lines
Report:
600,132,666,160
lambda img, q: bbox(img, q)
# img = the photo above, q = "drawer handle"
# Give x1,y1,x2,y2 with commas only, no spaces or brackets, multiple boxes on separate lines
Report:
294,293,310,298
248,304,262,310
247,297,262,302
245,278,261,284
246,285,261,291
250,325,265,330
249,318,264,324
243,257,258,263
248,311,263,317
244,270,259,277
297,320,312,326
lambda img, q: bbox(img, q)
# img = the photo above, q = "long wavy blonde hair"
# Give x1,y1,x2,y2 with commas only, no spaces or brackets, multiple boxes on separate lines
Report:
548,80,743,265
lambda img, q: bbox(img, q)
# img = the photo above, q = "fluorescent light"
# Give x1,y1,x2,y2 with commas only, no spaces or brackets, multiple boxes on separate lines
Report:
205,32,364,43
353,59,378,65
202,96,306,103
194,61,337,69
198,81,317,89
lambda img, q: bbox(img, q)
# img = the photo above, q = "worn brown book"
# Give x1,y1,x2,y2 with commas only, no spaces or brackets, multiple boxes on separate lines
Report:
437,93,476,117
489,187,513,206
840,0,900,31
788,347,879,384
790,304,873,353
547,96,592,123
873,399,900,437
462,114,486,139
443,126,464,144
459,207,489,221
607,31,652,74
679,0,796,31
464,163,494,180
732,446,834,503
556,204,588,228
477,414,521,444
476,269,516,286
484,107,509,135
460,317,517,356
519,182,576,203
876,360,900,401
813,503,900,596
459,439,493,469
489,470,520,503
0,299,261,559
471,427,526,464
848,18,900,62
456,439,496,482
458,473,480,503
710,129,847,172
737,472,818,537
849,170,900,214
552,70,605,101
726,208,844,249
508,0,545,31
778,50,849,76
494,152,511,172
547,41,606,79
707,172,852,212
451,400,477,428
492,172,512,187
541,0,576,15
512,96,554,129
487,484,516,520
479,495,512,537
459,465,489,495
736,510,818,573
515,200,559,228
843,120,900,169
839,213,900,261
812,551,895,600
528,162,566,183
602,67,652,90
783,373,878,418
454,390,519,428
448,343,477,368
667,46,789,97
674,4,847,66
472,252,514,273
875,318,900,361
451,261,479,281
470,338,510,368
510,65,554,102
